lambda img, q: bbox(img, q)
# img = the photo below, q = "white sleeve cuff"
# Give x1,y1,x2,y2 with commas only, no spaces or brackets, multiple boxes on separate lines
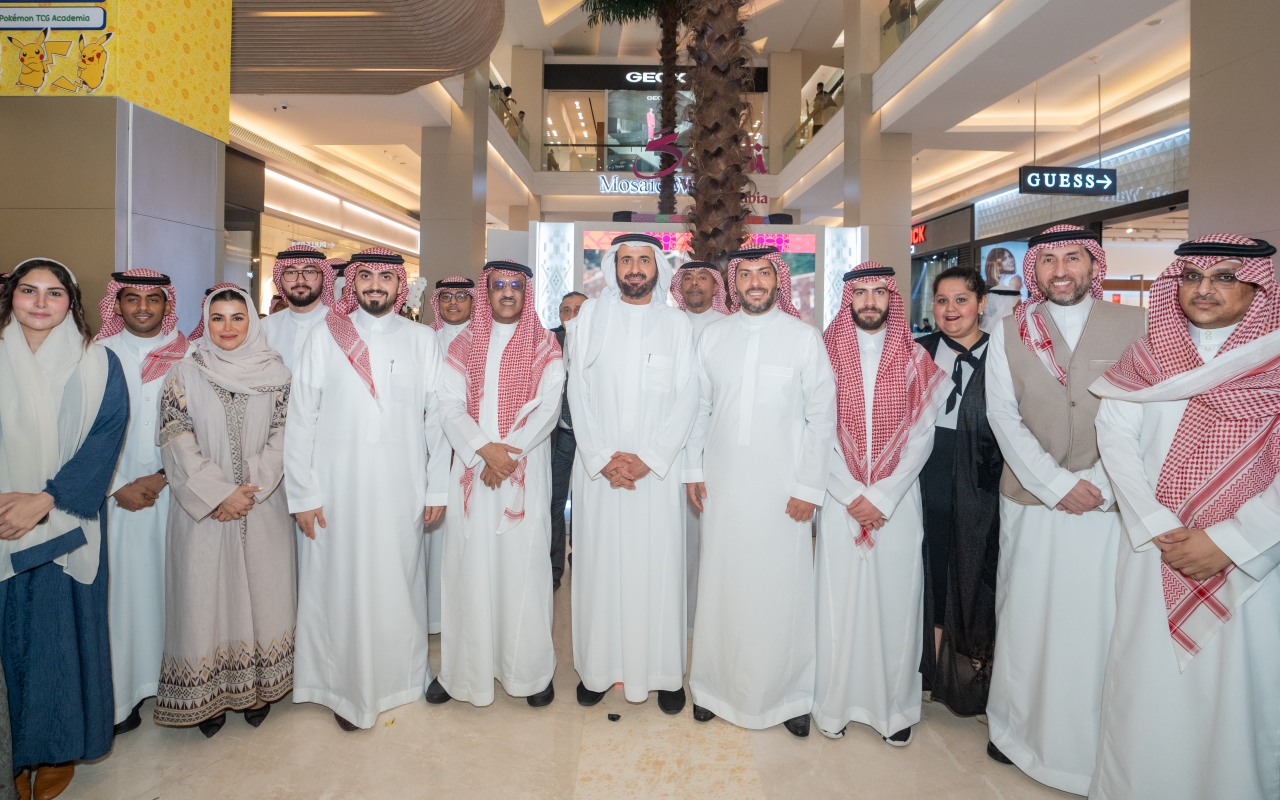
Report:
858,486,895,519
1205,519,1260,574
682,469,705,484
789,482,827,507
288,494,324,514
1045,470,1081,508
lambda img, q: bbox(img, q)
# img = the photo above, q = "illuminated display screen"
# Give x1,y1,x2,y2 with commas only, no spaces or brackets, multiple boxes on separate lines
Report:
582,231,818,323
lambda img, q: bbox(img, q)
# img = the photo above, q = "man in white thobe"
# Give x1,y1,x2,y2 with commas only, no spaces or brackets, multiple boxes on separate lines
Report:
566,232,698,712
96,269,190,735
984,225,1145,793
260,247,334,371
431,261,564,708
671,260,731,635
285,247,451,731
1091,234,1280,800
813,263,949,745
684,247,835,735
425,275,476,635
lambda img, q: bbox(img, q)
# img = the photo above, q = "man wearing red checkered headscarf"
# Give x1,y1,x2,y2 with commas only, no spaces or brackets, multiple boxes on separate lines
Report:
260,247,334,371
1090,234,1280,800
95,268,191,735
810,263,949,746
428,261,564,709
681,245,837,738
983,224,1146,792
283,246,452,732
429,275,476,350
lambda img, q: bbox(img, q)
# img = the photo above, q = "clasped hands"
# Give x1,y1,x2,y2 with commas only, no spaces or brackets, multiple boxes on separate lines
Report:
604,452,650,490
477,442,523,490
0,491,55,541
212,484,260,523
113,472,167,512
1155,527,1233,582
846,495,886,531
685,482,817,522
1055,479,1104,515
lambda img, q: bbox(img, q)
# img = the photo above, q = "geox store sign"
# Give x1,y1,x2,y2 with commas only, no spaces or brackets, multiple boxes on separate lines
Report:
599,175,694,195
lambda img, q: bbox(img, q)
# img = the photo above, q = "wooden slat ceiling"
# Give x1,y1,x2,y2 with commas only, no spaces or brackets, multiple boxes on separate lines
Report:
232,0,503,94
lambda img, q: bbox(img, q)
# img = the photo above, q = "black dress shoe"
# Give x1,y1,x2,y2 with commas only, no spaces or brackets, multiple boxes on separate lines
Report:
426,678,452,705
240,703,270,728
334,713,359,732
987,741,1013,764
657,687,686,715
783,715,810,738
198,712,226,739
883,726,913,747
527,681,555,708
576,681,605,707
113,700,144,736
692,704,715,722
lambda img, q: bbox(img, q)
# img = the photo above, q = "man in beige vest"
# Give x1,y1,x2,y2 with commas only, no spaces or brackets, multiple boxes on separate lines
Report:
983,225,1145,795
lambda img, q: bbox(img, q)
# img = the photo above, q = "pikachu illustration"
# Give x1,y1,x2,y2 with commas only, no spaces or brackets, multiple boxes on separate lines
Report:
51,32,113,93
6,28,71,91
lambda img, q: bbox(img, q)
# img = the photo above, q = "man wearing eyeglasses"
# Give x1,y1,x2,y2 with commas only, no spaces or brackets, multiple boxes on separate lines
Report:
261,246,335,370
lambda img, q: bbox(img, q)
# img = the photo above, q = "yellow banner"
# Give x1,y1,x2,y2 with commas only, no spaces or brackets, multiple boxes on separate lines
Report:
1,0,230,141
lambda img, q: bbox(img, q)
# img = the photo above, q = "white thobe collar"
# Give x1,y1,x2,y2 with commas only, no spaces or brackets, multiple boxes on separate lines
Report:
356,306,394,334
740,305,779,329
1188,321,1239,360
286,302,328,324
120,328,170,356
1045,295,1093,350
856,326,888,353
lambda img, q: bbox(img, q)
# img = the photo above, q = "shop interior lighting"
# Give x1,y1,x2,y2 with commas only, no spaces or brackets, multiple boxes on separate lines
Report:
574,101,581,109
578,112,584,119
547,117,553,124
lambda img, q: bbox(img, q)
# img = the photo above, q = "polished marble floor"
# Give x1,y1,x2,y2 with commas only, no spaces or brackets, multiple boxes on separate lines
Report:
67,568,1073,799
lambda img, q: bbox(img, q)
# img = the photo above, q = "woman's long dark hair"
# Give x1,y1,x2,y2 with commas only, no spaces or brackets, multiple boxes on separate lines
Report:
0,260,93,348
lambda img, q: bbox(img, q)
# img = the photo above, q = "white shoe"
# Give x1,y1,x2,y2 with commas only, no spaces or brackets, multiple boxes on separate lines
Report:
818,725,845,740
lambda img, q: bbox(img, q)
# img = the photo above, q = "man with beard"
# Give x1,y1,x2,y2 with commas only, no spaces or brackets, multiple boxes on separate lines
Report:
1091,235,1280,800
671,261,731,634
261,247,334,370
95,269,190,735
285,247,451,730
812,263,949,745
565,233,698,712
429,276,476,352
683,247,835,735
983,224,1145,793
549,292,586,589
431,262,564,708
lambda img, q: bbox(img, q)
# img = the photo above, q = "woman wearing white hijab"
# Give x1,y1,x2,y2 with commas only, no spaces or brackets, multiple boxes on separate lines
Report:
153,284,295,738
0,258,129,800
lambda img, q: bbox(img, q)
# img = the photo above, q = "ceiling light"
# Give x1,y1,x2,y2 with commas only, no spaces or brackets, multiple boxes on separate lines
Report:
580,121,586,126
578,112,584,119
574,101,580,109
1126,228,1135,233
547,117,553,124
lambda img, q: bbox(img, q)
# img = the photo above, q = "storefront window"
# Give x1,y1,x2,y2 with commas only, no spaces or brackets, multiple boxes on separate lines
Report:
910,249,958,329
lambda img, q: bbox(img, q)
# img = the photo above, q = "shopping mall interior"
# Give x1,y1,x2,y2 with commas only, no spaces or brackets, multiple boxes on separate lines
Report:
0,0,1276,797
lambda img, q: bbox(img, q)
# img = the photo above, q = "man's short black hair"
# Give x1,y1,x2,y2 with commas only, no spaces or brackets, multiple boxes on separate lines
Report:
562,291,587,302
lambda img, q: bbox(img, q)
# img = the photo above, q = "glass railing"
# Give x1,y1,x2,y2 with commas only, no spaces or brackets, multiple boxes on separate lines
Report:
489,88,531,164
778,72,844,172
880,0,944,63
540,143,769,174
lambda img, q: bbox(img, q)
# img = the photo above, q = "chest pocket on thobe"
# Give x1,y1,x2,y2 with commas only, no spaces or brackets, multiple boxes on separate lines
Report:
757,365,795,408
391,372,416,404
643,354,675,393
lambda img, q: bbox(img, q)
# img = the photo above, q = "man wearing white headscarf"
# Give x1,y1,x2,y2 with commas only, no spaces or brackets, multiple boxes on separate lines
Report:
285,248,452,731
671,260,732,633
565,233,698,712
95,269,189,735
983,224,1145,793
683,246,836,736
260,247,335,371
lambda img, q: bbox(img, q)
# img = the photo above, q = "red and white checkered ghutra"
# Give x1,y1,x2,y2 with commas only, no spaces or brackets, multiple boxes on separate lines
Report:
823,263,945,551
670,261,732,316
95,268,187,383
324,248,410,397
1101,233,1280,668
726,249,801,318
445,262,561,530
1014,224,1109,385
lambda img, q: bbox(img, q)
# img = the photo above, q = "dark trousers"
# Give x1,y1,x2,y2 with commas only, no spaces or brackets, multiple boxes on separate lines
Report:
549,426,575,581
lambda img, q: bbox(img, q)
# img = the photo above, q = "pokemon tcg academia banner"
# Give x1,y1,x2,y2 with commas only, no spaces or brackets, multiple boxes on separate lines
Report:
1,0,230,141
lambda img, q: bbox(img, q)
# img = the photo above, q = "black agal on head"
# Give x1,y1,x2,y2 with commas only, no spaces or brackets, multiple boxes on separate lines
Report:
350,252,405,266
275,249,325,261
1174,239,1276,259
611,233,663,249
483,260,533,277
842,266,895,282
679,260,718,271
436,277,476,288
727,246,779,260
331,261,349,276
111,272,171,286
1027,228,1102,248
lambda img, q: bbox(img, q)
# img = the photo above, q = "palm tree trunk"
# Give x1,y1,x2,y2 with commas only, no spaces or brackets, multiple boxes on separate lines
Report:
684,0,754,264
656,0,680,215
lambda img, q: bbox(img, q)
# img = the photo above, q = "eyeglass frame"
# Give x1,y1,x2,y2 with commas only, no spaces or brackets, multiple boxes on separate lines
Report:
280,268,324,281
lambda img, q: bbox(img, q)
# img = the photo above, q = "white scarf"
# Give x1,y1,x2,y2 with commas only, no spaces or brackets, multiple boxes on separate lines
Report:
0,315,109,583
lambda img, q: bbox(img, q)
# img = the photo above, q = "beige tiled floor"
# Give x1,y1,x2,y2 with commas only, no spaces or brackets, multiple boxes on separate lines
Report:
66,569,1073,799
